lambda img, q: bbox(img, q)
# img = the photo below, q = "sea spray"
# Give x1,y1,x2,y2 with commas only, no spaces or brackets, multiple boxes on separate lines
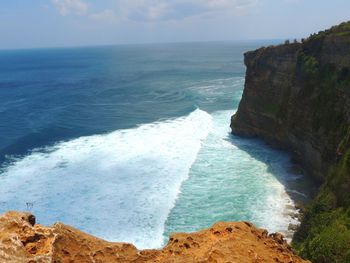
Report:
0,109,212,249
164,110,305,242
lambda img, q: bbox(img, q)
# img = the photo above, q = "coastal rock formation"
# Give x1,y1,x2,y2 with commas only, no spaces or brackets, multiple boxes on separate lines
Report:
231,29,350,182
0,211,308,263
231,21,350,262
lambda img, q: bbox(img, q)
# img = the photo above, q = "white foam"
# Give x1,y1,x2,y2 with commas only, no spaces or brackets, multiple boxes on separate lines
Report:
164,110,303,242
0,109,212,249
189,77,244,96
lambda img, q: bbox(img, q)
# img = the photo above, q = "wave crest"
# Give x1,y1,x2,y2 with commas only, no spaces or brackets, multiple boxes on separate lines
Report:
0,109,212,249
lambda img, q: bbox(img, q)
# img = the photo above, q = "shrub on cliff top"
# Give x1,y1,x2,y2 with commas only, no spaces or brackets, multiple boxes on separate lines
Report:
307,21,350,41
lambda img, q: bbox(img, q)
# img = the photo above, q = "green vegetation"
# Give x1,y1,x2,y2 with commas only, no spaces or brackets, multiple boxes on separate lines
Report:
334,31,350,37
293,137,350,263
300,209,350,263
289,21,350,263
307,21,350,41
293,151,350,263
299,53,319,76
263,102,280,116
297,51,347,134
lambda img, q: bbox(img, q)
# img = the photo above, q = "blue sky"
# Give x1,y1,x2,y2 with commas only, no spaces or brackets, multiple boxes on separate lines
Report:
1,0,350,49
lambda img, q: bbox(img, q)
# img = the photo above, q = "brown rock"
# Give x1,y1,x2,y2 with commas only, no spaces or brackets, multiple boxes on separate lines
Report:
0,211,310,263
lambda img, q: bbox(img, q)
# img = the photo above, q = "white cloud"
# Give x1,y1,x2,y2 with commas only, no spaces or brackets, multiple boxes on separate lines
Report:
51,0,88,16
89,9,118,23
51,0,257,22
206,0,255,9
283,0,301,3
114,0,258,22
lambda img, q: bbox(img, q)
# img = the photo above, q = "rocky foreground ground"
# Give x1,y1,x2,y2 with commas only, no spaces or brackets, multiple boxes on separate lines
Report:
0,211,308,263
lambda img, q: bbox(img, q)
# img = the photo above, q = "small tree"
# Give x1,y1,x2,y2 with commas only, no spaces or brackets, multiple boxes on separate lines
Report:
284,39,290,45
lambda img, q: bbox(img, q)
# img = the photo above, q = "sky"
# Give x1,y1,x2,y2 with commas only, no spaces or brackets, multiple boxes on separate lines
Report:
1,0,350,49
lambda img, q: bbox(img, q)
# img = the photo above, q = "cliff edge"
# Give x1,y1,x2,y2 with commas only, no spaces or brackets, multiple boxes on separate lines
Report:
231,22,350,262
0,211,307,263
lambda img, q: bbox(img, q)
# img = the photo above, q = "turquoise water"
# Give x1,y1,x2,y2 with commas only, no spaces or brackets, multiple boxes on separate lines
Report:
0,42,311,249
164,110,304,242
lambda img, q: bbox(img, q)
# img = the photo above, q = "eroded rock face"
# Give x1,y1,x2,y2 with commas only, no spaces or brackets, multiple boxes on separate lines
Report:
231,22,350,182
0,211,308,263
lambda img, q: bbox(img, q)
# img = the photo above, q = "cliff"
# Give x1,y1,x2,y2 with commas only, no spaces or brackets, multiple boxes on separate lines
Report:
231,21,350,262
0,211,308,263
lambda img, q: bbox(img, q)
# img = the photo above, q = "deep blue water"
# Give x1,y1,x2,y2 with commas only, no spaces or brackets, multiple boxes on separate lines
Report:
0,42,257,160
0,42,311,248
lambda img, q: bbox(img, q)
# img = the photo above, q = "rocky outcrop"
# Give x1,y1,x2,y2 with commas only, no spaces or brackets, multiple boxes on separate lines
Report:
231,22,350,262
0,211,308,263
231,28,350,182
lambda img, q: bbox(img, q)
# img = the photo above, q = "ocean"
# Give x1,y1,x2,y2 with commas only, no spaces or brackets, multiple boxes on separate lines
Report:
0,42,312,248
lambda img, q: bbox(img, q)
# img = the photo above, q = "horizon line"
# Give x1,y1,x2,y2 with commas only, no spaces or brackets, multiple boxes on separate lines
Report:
0,38,295,52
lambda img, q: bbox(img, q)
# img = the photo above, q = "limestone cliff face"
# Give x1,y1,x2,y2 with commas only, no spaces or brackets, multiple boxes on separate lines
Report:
231,26,350,182
231,22,350,262
0,211,308,263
